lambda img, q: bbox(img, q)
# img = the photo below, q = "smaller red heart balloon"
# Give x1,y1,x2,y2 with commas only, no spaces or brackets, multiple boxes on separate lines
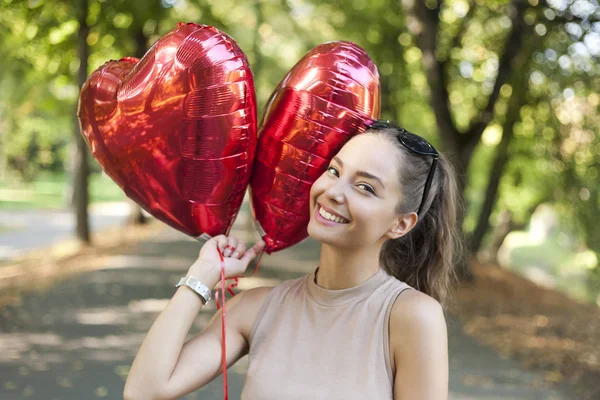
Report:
250,41,380,253
78,22,257,239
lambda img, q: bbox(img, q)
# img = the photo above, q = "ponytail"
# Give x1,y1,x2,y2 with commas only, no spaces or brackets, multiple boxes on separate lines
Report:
371,128,464,310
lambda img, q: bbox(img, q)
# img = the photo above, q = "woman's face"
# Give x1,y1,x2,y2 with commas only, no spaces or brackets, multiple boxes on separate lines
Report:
308,133,410,248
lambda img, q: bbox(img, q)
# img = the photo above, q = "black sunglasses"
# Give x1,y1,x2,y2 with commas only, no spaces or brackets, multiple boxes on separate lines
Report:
367,121,439,216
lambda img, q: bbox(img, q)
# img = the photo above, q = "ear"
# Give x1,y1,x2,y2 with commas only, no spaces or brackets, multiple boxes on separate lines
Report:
386,212,418,240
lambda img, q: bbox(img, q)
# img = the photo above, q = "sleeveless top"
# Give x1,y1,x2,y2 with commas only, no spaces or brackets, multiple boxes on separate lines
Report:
241,267,414,400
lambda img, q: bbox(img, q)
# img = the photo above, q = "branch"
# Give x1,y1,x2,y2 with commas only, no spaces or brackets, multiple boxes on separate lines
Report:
469,30,537,253
463,0,529,146
404,0,460,153
469,83,522,253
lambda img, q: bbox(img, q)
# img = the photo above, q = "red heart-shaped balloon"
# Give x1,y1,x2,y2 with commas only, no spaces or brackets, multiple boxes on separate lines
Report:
250,41,380,253
78,22,257,239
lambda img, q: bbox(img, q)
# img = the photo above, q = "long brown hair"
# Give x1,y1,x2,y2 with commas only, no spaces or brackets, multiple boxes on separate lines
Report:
366,121,465,309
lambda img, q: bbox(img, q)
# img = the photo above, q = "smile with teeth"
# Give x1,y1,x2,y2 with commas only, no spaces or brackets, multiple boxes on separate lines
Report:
318,206,350,224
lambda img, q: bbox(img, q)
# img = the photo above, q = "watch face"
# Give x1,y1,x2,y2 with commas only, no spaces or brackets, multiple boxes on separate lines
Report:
174,276,211,304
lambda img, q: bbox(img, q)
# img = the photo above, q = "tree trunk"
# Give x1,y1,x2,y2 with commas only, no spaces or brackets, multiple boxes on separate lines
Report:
480,209,514,265
452,160,474,281
73,0,90,243
468,99,519,254
469,30,536,255
126,27,150,226
483,196,552,264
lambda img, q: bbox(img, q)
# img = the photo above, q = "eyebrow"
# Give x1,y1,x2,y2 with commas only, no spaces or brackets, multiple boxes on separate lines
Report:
332,156,385,188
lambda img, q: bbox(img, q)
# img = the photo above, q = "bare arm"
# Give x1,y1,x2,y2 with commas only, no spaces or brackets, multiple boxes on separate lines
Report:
391,291,449,400
124,235,266,400
158,286,272,399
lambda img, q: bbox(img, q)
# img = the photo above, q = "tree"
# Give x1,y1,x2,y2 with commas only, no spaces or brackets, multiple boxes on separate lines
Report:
401,0,599,278
72,0,91,242
470,30,537,255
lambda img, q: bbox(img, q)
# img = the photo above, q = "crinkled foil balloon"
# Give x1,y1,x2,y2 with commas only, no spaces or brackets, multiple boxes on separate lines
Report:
78,22,257,238
250,41,380,253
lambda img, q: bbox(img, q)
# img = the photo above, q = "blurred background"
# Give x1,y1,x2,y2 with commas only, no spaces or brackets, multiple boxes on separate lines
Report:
0,0,599,399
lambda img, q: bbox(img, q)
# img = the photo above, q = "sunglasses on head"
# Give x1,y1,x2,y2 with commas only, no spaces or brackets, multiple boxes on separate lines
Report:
366,120,439,216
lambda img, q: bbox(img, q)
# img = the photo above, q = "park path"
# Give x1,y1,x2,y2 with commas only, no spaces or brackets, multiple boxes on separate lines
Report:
0,214,580,399
0,203,132,262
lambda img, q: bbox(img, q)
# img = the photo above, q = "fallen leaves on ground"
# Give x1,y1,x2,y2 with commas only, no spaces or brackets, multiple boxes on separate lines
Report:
449,261,600,400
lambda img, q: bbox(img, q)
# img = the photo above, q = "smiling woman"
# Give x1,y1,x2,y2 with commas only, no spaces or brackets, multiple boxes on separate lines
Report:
124,120,464,400
309,121,463,307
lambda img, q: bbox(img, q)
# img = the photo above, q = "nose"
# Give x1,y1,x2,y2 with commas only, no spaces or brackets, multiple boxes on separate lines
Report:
323,179,346,205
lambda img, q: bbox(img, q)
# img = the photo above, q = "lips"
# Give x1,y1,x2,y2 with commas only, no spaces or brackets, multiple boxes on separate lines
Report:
317,202,350,221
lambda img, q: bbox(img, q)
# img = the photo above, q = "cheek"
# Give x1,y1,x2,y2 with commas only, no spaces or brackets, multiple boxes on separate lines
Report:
310,175,326,200
350,203,393,232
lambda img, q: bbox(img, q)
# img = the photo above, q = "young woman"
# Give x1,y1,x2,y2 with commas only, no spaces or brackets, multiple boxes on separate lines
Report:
124,120,463,400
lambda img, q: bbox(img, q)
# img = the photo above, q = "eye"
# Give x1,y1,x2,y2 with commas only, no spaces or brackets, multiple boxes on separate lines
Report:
327,166,376,195
358,183,376,195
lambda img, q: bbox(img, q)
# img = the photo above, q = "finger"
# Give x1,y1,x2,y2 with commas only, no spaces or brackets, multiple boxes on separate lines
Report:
212,235,228,255
240,240,265,264
224,236,238,257
231,241,246,259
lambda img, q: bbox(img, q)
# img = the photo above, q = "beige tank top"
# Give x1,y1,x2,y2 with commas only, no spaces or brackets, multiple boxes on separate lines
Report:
241,267,414,399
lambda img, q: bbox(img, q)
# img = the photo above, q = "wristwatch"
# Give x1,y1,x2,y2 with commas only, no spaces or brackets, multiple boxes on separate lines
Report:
176,276,212,305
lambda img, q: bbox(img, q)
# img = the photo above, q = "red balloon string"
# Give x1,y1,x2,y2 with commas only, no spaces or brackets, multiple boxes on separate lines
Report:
216,247,228,400
214,244,266,400
227,277,238,297
250,249,265,276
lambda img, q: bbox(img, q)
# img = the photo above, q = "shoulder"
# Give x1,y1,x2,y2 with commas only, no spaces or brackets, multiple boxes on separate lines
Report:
209,286,274,343
239,285,276,304
232,281,293,342
235,275,304,313
227,275,307,340
388,290,449,397
389,289,447,364
234,286,275,325
390,289,446,329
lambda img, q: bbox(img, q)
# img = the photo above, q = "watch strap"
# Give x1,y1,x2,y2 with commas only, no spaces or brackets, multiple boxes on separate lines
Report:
176,276,212,305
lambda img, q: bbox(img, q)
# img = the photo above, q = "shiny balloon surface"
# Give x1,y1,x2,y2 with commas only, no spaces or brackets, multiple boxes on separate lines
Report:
78,22,257,238
251,41,380,253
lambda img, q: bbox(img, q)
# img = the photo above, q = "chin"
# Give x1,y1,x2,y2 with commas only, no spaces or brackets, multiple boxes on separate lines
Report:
307,219,341,246
306,218,318,239
307,219,325,242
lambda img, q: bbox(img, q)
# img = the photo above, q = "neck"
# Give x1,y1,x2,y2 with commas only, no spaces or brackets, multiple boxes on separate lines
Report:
316,242,383,290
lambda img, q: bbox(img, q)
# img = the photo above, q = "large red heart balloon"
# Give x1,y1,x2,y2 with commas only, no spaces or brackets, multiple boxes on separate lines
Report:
78,22,257,239
250,41,380,253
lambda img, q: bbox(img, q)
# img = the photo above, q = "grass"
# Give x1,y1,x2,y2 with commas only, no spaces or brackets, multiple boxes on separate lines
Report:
0,224,16,233
0,172,125,209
